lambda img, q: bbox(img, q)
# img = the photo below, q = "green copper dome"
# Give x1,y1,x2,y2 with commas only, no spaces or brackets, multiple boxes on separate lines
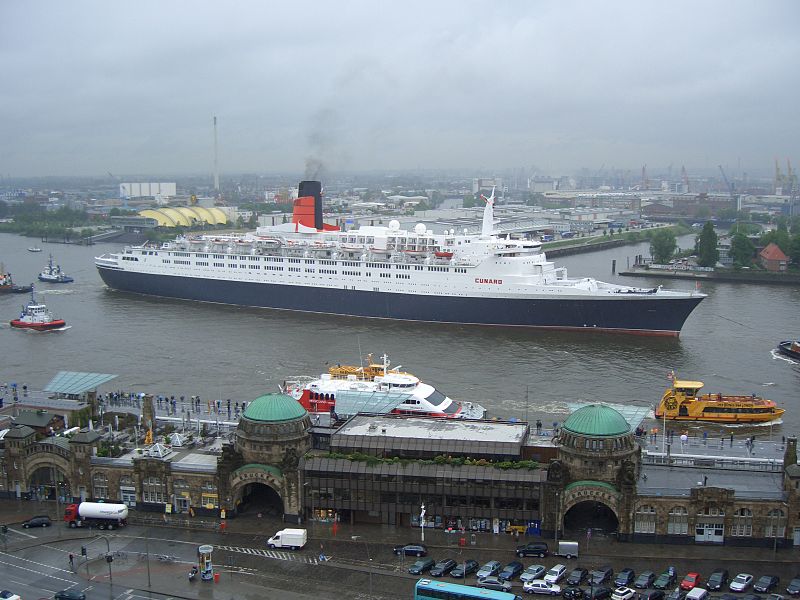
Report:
243,393,307,422
563,404,630,437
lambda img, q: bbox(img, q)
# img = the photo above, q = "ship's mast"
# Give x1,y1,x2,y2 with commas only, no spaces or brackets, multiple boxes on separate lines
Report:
480,186,496,238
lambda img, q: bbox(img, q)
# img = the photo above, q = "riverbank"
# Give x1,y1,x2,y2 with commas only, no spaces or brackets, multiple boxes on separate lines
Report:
619,266,800,285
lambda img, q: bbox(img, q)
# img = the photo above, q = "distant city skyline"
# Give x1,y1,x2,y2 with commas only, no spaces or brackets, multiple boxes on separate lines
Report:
1,1,798,178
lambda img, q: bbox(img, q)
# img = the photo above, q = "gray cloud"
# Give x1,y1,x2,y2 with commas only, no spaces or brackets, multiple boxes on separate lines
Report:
0,0,797,177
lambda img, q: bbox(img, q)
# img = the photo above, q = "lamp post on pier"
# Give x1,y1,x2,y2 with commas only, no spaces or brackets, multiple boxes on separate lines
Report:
352,535,373,598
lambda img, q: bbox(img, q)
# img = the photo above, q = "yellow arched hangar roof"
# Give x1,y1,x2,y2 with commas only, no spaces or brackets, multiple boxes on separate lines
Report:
207,207,227,224
159,207,192,226
186,205,226,225
139,209,176,227
138,206,228,227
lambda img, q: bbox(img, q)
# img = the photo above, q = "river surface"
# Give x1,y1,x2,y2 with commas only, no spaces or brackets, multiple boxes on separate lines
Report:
1,232,798,436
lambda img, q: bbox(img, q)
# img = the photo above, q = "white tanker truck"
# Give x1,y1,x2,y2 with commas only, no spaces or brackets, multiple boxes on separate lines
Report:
64,501,129,530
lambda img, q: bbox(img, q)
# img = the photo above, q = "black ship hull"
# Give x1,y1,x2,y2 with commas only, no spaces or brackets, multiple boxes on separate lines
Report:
97,266,703,336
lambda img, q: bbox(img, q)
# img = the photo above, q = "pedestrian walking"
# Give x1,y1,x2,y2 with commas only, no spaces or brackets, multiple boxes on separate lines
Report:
69,552,74,569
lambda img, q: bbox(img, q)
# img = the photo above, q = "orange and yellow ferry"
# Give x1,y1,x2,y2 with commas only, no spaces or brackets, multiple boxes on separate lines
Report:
655,378,784,423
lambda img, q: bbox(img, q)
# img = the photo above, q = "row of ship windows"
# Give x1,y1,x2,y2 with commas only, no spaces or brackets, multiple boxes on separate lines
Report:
157,259,461,273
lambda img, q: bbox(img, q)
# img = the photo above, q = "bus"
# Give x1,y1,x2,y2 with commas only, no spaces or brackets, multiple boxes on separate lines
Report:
415,578,522,600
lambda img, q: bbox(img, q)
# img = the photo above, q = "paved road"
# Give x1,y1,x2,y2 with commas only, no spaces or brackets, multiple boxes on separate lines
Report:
2,500,800,599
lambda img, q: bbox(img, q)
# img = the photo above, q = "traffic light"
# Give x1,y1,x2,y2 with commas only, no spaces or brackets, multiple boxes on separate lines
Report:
105,554,113,563
1,525,7,534
81,546,87,556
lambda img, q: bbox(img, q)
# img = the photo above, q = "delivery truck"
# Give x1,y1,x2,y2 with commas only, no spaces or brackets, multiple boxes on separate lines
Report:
267,528,307,550
64,501,129,530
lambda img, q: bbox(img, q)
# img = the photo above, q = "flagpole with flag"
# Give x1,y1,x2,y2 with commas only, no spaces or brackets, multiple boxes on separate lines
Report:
420,503,426,542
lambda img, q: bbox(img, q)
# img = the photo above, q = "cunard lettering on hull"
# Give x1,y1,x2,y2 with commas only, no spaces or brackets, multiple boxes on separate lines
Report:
95,181,706,336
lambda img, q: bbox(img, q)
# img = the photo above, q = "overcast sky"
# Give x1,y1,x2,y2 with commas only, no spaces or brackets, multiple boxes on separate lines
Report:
1,1,798,178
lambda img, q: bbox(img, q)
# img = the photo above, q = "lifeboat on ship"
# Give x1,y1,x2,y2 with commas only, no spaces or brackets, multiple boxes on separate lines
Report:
655,377,784,423
434,250,453,258
283,354,486,421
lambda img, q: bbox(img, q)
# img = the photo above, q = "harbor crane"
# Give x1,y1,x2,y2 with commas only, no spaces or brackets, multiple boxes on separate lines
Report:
718,165,738,209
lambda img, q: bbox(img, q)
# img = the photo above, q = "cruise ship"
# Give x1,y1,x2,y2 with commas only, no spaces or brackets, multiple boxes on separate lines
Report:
95,180,705,336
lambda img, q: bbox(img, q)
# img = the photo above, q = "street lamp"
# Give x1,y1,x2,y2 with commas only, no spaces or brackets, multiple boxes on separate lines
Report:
554,492,560,546
303,481,314,529
352,535,373,598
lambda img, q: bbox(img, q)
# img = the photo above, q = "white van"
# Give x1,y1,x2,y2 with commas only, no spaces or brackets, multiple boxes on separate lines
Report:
686,588,709,600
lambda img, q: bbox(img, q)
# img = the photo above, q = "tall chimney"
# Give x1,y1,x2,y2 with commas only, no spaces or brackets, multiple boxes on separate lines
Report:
213,115,219,193
298,180,323,230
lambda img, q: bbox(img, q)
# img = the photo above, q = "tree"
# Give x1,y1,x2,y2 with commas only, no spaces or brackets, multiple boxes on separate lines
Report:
760,228,790,254
695,222,719,267
649,228,677,264
729,233,755,267
789,234,800,266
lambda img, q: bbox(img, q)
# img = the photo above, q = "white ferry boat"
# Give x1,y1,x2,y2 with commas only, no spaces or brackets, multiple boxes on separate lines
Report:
283,353,486,420
95,180,705,336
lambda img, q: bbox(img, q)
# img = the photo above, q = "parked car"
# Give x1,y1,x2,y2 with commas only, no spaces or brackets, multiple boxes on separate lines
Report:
769,594,786,600
477,561,503,580
640,591,666,600
517,542,549,558
500,561,525,582
591,567,614,585
430,559,457,577
0,592,22,600
667,589,687,600
545,565,568,585
612,587,637,600
615,569,636,587
731,574,755,592
708,570,730,591
720,595,739,600
22,515,51,528
741,595,763,600
685,588,709,600
587,587,614,600
393,543,427,557
450,559,479,578
563,587,585,600
786,576,800,597
521,565,548,583
568,568,589,586
523,580,561,595
655,571,678,590
54,593,86,600
755,577,780,593
408,557,435,575
681,573,702,591
478,576,513,593
635,572,657,589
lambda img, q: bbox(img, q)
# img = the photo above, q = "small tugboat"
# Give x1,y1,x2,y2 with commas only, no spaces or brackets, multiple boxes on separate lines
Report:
38,254,74,283
0,267,33,294
777,340,800,361
655,376,784,423
10,287,67,331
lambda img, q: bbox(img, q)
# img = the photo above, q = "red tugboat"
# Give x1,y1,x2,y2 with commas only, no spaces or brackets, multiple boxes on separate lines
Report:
10,287,67,331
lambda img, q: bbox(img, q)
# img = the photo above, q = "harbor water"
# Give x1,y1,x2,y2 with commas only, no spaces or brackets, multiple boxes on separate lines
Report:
1,232,798,436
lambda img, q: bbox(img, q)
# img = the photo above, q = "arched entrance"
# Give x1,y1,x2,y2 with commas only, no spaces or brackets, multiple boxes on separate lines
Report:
238,482,283,517
563,500,619,535
28,466,71,502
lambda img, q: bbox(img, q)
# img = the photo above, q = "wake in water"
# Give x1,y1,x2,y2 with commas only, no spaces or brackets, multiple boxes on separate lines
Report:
771,348,798,365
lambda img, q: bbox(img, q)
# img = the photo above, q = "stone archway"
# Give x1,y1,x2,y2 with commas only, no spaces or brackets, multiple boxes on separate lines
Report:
561,481,621,535
28,465,71,501
563,500,620,534
229,464,298,521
